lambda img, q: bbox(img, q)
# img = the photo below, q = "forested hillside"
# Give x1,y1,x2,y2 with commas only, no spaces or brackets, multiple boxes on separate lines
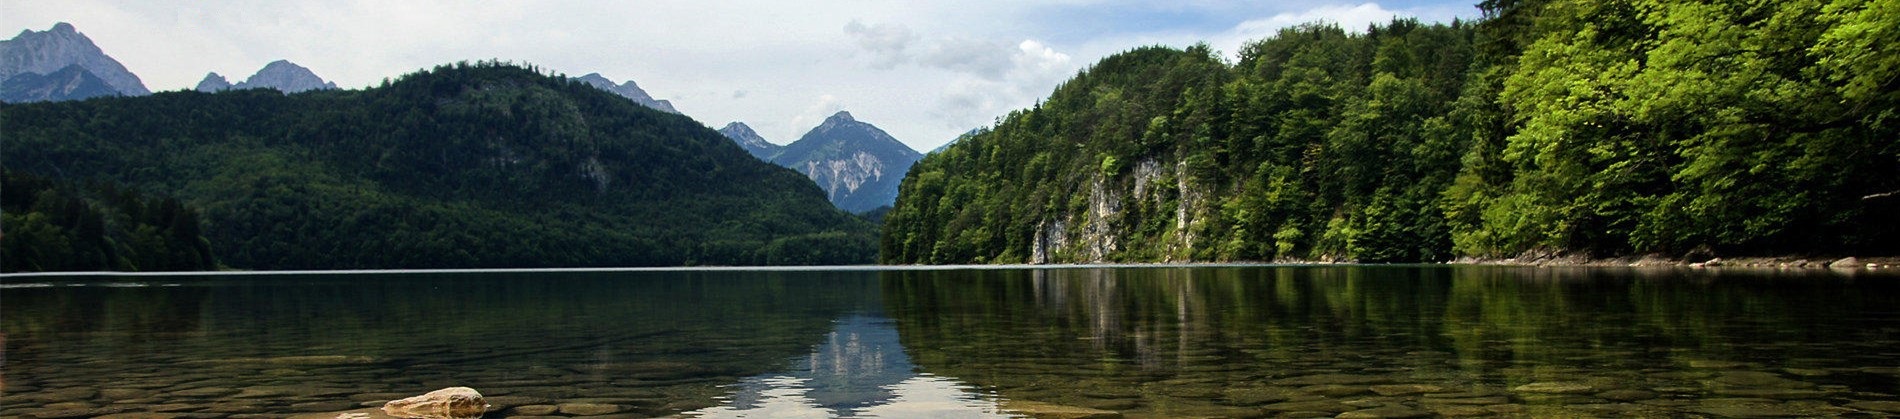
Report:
883,0,1898,264
1,169,217,272
2,61,876,270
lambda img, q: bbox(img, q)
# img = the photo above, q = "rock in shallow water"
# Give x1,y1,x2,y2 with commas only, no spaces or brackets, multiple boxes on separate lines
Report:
1512,381,1594,394
381,387,489,419
1337,406,1432,419
1001,400,1123,418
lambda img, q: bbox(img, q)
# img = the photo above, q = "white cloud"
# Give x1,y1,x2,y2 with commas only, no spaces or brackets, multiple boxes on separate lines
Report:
790,94,848,139
844,20,917,69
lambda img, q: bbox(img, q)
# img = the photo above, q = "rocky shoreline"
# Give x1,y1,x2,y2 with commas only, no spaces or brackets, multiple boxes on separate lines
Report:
1450,255,1898,270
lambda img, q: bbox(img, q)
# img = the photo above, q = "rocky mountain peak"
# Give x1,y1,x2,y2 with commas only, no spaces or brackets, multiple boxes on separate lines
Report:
770,112,923,213
718,122,783,160
233,60,337,93
572,72,679,114
195,72,232,92
720,122,760,139
0,22,150,96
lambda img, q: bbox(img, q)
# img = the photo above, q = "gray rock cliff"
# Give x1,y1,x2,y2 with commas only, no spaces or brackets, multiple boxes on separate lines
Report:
0,22,150,96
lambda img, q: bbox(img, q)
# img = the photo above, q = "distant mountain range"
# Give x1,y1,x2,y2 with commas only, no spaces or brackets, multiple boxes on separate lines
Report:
720,112,922,213
572,73,679,114
0,22,149,102
197,60,338,93
2,61,876,269
1,22,341,101
2,21,922,216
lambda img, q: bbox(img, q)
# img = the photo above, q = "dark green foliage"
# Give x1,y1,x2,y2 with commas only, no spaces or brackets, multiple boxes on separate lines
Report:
2,61,876,269
1,169,217,272
885,1,1897,264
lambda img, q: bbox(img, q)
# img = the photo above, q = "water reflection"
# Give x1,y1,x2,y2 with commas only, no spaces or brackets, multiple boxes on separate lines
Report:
687,313,1007,418
7,266,1900,417
883,266,1900,417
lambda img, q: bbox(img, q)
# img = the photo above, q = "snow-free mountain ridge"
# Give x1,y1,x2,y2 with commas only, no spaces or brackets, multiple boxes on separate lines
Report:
198,60,338,93
718,122,783,160
572,73,679,114
0,22,149,98
721,111,922,213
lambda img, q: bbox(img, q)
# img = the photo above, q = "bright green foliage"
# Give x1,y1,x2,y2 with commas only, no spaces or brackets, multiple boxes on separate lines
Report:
886,0,1897,264
1476,0,1899,256
3,61,876,269
1,170,217,272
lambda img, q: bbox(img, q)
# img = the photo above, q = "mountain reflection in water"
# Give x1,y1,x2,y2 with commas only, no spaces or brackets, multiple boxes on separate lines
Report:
686,314,1008,418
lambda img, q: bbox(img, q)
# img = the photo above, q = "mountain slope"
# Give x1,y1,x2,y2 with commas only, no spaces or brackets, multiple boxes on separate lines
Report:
0,22,148,96
1,61,876,269
0,64,118,102
770,112,922,213
718,122,782,160
573,73,679,113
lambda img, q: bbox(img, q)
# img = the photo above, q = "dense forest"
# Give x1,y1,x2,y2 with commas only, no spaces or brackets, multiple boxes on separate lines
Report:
883,0,1898,264
2,61,877,271
1,169,217,271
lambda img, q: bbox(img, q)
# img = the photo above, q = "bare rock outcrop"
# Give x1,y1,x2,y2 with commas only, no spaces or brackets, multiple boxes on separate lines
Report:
381,387,489,419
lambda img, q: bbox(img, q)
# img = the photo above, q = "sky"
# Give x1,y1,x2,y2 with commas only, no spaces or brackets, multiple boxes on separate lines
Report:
2,1,1475,152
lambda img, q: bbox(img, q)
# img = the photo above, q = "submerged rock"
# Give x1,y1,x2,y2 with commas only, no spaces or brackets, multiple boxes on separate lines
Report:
1338,406,1432,419
1513,382,1595,394
1830,257,1860,268
381,387,489,419
1849,401,1900,413
1002,400,1123,418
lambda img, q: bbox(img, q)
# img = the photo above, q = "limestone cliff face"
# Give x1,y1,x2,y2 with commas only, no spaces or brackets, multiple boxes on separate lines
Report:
1030,156,1213,264
766,112,922,213
0,22,149,97
572,73,679,114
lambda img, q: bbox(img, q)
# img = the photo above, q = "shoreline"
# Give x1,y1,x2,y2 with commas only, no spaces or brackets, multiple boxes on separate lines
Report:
2,256,1894,279
1446,255,1898,270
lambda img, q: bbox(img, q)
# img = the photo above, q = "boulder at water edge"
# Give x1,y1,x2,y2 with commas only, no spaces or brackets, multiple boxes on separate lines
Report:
381,387,489,419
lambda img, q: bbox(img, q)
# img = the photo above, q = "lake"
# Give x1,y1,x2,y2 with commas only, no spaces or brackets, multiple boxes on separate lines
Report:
4,265,1899,418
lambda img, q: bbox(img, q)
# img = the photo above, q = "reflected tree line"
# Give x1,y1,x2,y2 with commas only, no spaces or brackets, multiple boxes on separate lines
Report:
881,267,1900,396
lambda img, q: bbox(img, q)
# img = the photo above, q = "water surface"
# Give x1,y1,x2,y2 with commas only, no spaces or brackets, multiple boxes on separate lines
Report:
4,266,1898,417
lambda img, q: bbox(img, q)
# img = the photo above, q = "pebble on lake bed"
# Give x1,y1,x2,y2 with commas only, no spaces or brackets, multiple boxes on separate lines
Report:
380,387,489,419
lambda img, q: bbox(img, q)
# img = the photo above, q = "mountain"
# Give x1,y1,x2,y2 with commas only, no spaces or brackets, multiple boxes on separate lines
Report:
194,72,232,92
0,61,876,269
769,111,922,213
929,129,981,155
0,22,149,97
0,64,119,102
718,122,782,160
227,60,337,93
883,11,1898,265
572,73,678,114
